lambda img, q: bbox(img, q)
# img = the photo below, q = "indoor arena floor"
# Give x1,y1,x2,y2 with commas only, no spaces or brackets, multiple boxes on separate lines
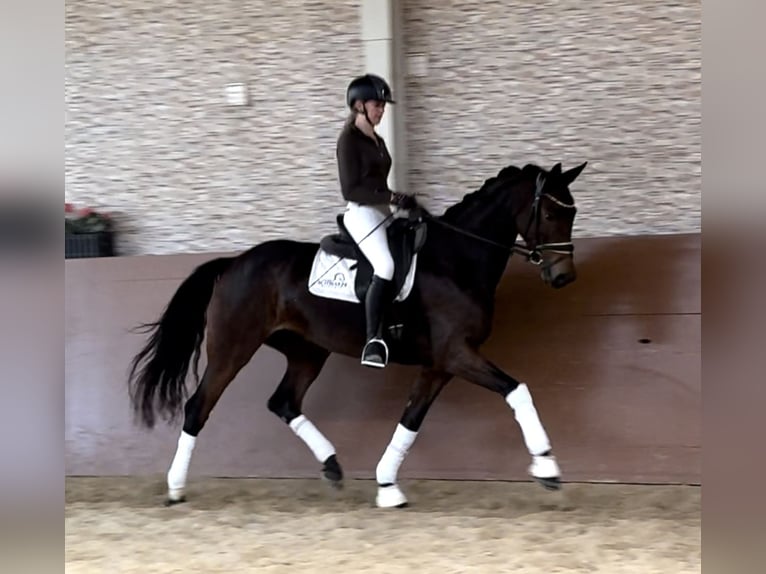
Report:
65,476,700,573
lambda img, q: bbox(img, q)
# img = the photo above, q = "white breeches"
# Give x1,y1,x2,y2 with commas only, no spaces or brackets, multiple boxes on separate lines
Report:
343,203,395,280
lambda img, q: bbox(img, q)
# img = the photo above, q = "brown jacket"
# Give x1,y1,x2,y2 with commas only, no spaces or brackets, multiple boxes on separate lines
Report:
336,121,392,206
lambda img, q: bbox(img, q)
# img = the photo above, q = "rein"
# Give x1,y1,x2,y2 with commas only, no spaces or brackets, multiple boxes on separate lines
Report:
423,214,548,263
422,173,576,266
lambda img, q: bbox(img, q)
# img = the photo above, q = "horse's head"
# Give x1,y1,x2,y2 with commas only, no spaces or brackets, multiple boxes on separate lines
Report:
514,162,586,289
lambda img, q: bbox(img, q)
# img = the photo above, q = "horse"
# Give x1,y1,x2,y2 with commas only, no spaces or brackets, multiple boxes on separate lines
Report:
127,160,587,508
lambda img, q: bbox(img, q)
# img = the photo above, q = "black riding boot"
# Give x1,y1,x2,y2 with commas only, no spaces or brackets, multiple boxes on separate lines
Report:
361,275,391,368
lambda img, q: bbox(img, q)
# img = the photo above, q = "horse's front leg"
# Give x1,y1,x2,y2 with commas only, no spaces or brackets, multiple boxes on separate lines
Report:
446,346,561,489
374,368,453,508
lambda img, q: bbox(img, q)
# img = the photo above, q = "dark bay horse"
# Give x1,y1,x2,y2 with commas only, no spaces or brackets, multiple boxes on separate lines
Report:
128,161,587,508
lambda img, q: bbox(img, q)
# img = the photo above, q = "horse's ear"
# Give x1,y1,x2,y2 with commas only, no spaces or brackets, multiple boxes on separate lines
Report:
561,161,587,185
550,163,562,176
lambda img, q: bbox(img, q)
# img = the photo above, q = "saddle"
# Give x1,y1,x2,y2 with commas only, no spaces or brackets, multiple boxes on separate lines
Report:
319,213,427,302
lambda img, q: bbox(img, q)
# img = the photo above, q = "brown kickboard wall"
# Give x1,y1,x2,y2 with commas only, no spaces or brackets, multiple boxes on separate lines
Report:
65,233,700,484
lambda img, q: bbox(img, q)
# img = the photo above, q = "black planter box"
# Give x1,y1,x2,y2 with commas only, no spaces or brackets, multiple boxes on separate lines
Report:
65,231,114,259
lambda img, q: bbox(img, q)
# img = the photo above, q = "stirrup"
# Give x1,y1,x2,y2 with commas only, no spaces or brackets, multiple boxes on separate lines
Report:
361,338,388,368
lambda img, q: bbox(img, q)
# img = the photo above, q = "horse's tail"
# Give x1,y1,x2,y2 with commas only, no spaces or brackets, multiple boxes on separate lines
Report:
127,256,235,429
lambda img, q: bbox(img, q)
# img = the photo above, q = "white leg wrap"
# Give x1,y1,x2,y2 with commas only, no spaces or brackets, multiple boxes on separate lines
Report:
375,424,418,485
376,484,409,508
289,415,336,463
529,454,561,479
167,431,196,501
505,383,552,456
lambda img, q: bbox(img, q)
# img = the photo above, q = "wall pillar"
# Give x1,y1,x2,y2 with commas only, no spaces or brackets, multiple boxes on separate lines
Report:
360,0,407,193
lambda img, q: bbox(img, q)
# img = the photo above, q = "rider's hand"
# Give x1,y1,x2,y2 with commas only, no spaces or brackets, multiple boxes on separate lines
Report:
390,192,417,211
389,202,409,219
389,192,419,220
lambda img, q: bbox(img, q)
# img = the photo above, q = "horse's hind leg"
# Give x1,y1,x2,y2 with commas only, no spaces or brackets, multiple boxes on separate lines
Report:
166,358,258,504
265,332,339,486
166,318,267,504
375,368,452,508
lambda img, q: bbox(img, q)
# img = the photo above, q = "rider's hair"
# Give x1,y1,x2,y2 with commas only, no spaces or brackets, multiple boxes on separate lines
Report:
345,102,365,125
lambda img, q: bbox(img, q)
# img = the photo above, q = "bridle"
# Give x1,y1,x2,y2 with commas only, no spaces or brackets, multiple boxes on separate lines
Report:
521,173,577,265
423,172,577,266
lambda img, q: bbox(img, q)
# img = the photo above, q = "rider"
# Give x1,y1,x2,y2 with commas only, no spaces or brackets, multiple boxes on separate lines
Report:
336,73,414,369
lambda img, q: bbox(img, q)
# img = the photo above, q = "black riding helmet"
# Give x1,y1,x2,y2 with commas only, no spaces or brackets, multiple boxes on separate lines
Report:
346,74,396,108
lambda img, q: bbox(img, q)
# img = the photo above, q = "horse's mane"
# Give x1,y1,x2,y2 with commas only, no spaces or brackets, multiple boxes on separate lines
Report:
440,163,542,223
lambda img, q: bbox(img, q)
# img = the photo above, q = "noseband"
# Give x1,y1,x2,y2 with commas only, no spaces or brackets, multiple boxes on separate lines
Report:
424,172,577,266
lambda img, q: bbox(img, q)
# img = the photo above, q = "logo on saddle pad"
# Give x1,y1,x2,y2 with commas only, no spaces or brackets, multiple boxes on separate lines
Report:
314,271,349,291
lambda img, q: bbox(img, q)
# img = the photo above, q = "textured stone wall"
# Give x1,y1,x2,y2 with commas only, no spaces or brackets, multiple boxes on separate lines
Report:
65,0,364,255
402,0,700,238
65,0,699,255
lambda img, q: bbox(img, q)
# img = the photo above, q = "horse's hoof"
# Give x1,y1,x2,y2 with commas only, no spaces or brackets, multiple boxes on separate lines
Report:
164,495,186,506
321,474,344,490
376,484,409,508
534,476,562,491
321,454,344,489
529,454,561,491
166,486,187,506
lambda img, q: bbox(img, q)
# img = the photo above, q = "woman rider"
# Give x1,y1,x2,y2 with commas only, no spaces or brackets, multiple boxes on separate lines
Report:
336,73,414,368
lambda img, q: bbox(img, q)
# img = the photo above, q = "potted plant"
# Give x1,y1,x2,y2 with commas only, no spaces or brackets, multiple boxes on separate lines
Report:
65,203,115,258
